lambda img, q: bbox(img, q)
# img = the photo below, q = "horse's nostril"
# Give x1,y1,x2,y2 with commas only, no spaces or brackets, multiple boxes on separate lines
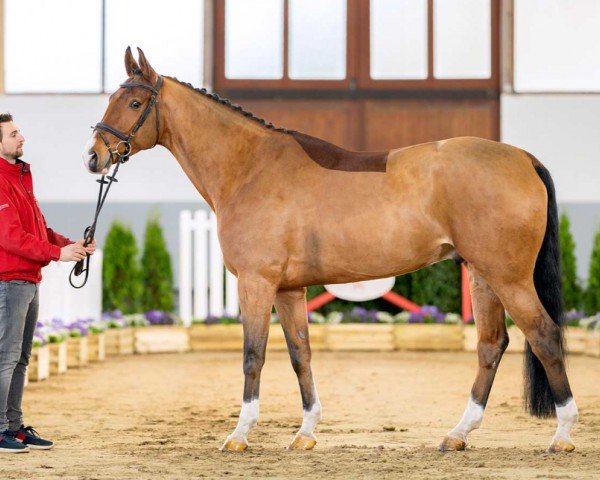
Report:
88,151,98,170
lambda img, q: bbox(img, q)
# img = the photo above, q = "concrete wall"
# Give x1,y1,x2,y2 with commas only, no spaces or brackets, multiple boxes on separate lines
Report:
501,94,600,281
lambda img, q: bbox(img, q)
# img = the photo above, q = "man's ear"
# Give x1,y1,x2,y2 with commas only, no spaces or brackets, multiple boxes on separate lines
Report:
124,46,141,77
137,48,158,84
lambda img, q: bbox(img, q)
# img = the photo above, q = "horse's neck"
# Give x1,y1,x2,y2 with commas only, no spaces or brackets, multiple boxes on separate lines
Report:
158,81,272,211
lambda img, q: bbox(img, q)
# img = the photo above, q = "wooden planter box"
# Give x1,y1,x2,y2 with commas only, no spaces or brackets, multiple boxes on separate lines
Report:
326,324,395,351
463,325,478,351
67,337,88,368
464,324,526,353
87,333,106,362
564,327,588,355
104,328,134,356
189,324,244,351
308,324,327,351
28,345,50,382
394,324,463,351
267,324,287,351
48,341,67,375
135,326,190,354
585,330,600,357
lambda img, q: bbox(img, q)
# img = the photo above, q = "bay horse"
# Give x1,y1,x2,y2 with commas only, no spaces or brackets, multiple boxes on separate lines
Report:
83,48,577,453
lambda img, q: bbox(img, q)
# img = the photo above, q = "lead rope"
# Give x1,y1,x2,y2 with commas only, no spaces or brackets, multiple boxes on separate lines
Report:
69,160,123,289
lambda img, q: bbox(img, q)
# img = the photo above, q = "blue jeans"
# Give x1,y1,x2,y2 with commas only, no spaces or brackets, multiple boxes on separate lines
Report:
0,280,38,432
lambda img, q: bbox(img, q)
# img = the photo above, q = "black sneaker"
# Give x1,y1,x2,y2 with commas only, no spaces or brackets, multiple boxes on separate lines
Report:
11,425,53,450
0,431,30,453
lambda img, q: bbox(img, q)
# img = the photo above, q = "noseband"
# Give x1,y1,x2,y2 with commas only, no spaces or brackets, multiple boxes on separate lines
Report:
94,75,163,166
70,75,163,289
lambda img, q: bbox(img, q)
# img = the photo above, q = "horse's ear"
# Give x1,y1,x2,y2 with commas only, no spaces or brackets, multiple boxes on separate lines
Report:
137,48,158,83
124,46,140,77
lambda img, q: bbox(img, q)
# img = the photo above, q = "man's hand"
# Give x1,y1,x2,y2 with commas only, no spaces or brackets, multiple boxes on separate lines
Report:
77,239,97,255
59,243,87,262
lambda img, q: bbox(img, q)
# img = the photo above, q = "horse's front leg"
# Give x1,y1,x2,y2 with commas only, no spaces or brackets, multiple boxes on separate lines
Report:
221,275,277,451
274,288,322,450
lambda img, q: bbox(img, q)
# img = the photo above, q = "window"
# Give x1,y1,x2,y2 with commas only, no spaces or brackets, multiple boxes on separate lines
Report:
104,0,204,92
216,0,499,92
216,0,354,90
225,0,283,79
4,0,103,93
514,0,600,92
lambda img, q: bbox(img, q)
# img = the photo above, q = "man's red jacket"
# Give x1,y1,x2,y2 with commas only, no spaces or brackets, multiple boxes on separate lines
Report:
0,157,73,283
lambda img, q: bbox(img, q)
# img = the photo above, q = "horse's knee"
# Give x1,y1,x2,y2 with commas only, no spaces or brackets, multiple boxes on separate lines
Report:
477,332,509,369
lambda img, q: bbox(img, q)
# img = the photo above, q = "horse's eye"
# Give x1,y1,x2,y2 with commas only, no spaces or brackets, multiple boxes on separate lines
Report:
129,100,142,110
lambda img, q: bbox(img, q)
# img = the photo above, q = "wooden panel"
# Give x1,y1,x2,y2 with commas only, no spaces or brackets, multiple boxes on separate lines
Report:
362,98,499,150
233,99,361,150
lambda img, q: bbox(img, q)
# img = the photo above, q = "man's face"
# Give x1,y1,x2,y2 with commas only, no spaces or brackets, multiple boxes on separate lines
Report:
0,122,25,160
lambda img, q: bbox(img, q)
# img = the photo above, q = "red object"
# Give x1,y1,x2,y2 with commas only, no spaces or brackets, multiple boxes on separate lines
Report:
0,158,72,283
381,291,421,312
306,289,421,313
461,264,473,322
307,292,336,311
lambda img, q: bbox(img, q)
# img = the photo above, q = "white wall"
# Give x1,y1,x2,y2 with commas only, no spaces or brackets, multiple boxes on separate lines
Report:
501,94,600,203
0,95,200,202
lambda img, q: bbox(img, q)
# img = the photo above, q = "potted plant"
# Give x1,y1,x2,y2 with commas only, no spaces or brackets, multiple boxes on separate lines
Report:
394,307,464,351
134,310,189,354
189,315,244,351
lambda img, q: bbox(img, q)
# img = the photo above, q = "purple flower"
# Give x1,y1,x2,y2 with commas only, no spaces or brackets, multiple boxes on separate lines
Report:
409,311,425,323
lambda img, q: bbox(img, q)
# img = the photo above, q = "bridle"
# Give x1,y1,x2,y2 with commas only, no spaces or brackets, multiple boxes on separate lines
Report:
95,74,163,167
69,74,163,288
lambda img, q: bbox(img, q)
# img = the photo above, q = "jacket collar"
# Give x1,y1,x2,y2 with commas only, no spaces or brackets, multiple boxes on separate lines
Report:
0,157,29,175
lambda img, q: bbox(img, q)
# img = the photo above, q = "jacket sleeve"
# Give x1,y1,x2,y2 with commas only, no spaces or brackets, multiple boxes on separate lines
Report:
0,191,60,262
45,227,73,248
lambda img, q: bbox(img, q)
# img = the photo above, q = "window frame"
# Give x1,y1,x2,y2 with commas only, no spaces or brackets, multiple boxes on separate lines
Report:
357,0,500,91
214,0,500,93
214,0,358,91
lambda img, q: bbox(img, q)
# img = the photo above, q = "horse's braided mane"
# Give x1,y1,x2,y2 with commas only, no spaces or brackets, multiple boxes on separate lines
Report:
165,76,294,135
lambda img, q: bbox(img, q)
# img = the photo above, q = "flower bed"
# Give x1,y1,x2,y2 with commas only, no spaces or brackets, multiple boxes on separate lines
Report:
190,317,243,351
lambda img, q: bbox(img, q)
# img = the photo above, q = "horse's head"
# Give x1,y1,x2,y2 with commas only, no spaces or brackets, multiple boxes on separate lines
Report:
83,47,163,174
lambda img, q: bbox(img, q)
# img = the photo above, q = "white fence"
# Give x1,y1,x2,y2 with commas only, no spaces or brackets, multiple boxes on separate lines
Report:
179,210,239,326
38,250,103,323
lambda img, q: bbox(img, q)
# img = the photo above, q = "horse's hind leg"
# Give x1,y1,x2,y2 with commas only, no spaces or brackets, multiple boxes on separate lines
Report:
221,274,278,451
493,281,578,453
274,288,322,450
440,265,508,451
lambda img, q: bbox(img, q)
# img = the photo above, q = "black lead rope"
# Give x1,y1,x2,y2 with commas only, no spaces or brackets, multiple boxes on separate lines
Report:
68,75,163,289
69,160,123,289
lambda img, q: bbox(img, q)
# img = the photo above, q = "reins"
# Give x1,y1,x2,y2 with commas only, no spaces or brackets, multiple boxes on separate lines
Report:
69,75,163,288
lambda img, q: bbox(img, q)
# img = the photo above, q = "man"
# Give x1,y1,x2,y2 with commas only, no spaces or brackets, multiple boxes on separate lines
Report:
0,113,95,453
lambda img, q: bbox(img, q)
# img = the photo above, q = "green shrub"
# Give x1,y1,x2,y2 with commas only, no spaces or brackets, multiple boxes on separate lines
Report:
410,260,461,313
559,213,582,310
584,229,600,315
140,214,174,312
102,221,142,314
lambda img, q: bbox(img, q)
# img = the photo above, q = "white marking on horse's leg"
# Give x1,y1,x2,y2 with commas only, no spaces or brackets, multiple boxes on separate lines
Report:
446,396,484,442
227,399,259,443
298,387,322,439
553,398,578,443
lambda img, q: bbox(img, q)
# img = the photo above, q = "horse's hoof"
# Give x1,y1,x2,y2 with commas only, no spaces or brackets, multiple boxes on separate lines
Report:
548,440,575,453
439,436,466,452
289,434,317,450
220,438,248,451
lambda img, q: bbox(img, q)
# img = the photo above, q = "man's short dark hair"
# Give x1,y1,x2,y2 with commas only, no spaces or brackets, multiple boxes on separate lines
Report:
0,113,13,142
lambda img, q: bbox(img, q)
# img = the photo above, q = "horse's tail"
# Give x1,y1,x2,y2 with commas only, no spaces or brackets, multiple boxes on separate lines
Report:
526,161,565,418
